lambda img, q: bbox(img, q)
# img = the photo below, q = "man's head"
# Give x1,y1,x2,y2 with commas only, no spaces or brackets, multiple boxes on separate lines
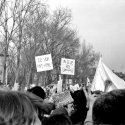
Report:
64,102,74,116
92,89,125,125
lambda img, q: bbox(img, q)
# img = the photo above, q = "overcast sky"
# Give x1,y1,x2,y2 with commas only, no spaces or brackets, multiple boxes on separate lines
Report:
47,0,125,73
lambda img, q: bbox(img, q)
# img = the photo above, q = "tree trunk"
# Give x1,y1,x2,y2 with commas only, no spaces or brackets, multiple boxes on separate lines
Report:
14,24,22,84
2,17,8,85
26,67,32,89
2,50,7,84
14,46,21,84
45,71,52,86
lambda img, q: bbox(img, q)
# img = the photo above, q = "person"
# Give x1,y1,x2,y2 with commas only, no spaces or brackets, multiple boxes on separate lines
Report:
0,90,41,125
70,86,89,125
84,91,96,125
43,114,73,125
64,102,74,117
50,101,74,117
27,86,55,122
92,89,125,125
49,90,74,124
104,79,114,92
26,91,55,114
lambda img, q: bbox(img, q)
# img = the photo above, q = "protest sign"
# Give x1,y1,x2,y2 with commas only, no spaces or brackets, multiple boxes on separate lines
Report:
35,54,53,72
61,58,75,75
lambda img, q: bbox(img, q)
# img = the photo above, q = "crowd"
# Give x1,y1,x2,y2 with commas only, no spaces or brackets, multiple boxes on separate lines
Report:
0,83,125,125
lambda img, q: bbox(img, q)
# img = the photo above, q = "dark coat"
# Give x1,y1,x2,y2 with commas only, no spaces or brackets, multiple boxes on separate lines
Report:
51,106,69,116
70,89,89,124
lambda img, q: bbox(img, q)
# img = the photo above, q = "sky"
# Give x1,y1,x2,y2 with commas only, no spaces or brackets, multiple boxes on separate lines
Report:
46,0,125,73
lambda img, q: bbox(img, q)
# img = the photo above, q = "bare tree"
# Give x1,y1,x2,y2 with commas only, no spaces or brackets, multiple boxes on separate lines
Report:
2,2,99,89
0,0,16,84
11,0,41,85
75,40,100,84
20,7,80,87
20,3,48,88
37,8,80,85
0,0,42,86
0,0,6,17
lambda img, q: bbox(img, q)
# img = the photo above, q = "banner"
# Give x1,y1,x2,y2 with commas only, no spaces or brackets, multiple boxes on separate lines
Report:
35,54,53,72
61,58,75,75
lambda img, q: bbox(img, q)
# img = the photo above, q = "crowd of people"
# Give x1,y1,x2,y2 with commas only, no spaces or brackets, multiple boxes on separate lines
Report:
0,83,125,125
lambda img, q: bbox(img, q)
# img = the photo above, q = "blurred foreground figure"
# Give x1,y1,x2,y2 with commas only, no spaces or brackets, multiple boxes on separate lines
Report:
70,87,89,125
0,90,41,125
27,86,55,122
92,89,125,125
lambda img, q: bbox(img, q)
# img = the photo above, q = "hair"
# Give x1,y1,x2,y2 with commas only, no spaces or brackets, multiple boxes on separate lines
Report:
27,86,46,99
0,90,36,125
104,79,112,92
92,89,125,125
50,106,69,117
43,114,73,125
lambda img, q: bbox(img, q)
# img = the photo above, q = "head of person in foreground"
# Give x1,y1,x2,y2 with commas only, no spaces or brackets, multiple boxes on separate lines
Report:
0,90,41,125
92,89,125,125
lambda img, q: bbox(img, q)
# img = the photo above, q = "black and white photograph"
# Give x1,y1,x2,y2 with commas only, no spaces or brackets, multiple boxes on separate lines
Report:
0,0,125,125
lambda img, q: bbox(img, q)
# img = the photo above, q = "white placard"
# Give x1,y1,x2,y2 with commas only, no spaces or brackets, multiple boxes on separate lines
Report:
61,58,75,75
57,79,62,93
35,54,53,72
12,83,19,91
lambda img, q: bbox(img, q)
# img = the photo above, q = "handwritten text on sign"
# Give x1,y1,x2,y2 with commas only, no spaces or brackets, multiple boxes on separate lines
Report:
35,54,53,72
61,58,75,75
